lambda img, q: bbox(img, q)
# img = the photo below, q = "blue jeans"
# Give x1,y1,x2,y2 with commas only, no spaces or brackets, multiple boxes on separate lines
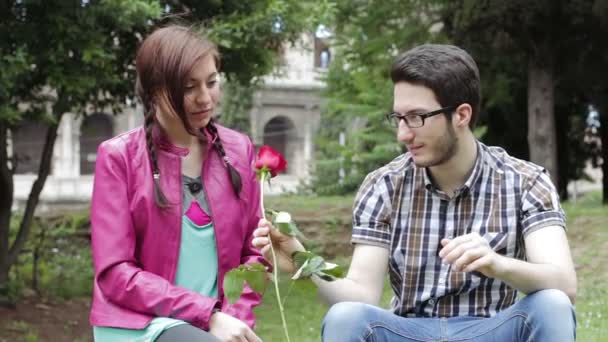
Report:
321,289,576,341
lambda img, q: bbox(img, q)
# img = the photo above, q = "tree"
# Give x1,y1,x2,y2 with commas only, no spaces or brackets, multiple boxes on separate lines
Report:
312,0,443,194
0,0,162,300
0,0,329,298
219,81,256,134
570,0,608,203
441,0,607,190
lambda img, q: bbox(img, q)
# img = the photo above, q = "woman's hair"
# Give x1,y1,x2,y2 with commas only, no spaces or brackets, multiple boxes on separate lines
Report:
135,24,242,207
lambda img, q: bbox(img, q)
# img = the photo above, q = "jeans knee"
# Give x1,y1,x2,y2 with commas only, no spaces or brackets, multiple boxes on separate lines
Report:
521,289,576,340
526,289,572,315
322,302,372,339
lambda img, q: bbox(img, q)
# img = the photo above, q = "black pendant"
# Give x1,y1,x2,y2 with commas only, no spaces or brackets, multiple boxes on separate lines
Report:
187,182,202,194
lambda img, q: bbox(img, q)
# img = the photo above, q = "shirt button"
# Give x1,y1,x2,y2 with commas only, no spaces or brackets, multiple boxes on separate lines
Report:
428,298,436,305
439,277,446,284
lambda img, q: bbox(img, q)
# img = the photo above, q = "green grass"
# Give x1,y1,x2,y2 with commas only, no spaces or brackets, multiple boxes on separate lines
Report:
254,192,608,342
563,192,608,342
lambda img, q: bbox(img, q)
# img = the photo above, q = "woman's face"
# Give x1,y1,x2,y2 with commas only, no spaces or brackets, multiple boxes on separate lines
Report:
182,54,221,129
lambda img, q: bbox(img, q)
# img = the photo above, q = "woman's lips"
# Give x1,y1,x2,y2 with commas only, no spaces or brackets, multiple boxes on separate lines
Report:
192,109,211,116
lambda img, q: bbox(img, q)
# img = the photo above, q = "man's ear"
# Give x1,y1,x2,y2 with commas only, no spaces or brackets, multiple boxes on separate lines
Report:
453,103,472,129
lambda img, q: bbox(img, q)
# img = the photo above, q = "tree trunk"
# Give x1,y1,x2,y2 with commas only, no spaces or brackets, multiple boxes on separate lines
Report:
599,107,608,204
555,108,569,200
1,101,66,292
6,112,63,269
528,54,558,186
0,123,14,290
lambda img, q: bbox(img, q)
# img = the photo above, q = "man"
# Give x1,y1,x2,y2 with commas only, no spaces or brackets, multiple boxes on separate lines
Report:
252,44,577,341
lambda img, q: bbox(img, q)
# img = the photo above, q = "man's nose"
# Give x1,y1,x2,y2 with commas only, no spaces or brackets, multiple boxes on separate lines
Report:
397,120,415,142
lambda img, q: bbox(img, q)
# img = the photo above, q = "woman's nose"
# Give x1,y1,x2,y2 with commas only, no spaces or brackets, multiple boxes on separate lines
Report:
195,87,211,105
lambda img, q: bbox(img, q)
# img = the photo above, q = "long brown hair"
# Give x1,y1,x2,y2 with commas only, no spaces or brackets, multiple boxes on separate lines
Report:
135,24,242,207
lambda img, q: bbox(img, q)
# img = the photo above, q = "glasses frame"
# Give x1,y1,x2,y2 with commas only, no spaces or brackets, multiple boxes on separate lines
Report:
385,105,458,128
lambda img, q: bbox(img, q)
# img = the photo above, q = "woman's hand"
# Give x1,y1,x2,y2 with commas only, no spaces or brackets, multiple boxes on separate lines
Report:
251,219,305,274
209,311,261,342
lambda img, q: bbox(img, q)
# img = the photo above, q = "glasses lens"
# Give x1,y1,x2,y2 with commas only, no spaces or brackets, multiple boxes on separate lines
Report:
408,115,423,128
386,113,397,127
392,116,401,127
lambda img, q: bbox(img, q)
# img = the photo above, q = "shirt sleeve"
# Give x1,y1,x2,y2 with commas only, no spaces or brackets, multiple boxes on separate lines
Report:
520,169,566,237
351,170,393,248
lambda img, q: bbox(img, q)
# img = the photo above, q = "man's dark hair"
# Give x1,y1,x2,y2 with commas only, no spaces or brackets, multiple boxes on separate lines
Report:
390,44,481,128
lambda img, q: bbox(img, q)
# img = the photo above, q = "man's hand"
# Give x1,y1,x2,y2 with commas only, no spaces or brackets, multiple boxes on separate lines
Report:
251,219,305,274
209,311,261,342
439,232,504,278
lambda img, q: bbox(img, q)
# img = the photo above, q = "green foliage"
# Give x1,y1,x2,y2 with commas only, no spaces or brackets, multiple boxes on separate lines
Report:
313,0,606,197
292,251,345,281
1,0,162,123
223,263,268,304
440,0,607,197
218,80,256,134
311,0,445,195
163,0,336,83
8,211,93,299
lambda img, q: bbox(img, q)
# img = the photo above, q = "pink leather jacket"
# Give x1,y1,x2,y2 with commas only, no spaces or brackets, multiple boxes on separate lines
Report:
89,124,268,331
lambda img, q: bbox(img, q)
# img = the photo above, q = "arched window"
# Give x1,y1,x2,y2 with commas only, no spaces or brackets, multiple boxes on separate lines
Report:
11,120,49,174
315,24,332,69
80,113,113,174
263,116,295,174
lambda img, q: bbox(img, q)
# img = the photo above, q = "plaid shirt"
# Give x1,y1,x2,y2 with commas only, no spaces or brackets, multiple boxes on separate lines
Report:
352,141,565,318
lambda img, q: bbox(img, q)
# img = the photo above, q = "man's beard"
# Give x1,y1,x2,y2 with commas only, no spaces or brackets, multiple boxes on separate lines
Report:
414,124,459,168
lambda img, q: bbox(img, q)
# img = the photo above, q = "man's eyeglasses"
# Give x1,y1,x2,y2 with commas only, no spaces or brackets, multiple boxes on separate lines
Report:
385,105,458,128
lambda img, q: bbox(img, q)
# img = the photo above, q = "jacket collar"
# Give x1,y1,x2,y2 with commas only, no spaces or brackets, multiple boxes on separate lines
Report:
152,125,216,156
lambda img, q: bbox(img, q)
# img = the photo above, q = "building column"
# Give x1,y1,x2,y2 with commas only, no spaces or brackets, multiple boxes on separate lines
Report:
53,112,79,178
303,120,312,179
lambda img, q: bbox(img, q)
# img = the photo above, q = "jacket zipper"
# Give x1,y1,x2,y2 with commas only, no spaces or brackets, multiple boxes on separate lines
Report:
172,155,184,284
201,146,222,304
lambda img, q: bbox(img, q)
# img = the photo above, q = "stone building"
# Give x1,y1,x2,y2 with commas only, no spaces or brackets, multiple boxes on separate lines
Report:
11,33,329,210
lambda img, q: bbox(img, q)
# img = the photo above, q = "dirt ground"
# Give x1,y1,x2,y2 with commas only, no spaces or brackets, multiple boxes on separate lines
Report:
0,296,92,342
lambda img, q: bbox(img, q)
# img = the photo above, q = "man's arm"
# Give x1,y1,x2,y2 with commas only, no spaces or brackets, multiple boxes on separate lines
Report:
313,244,389,306
499,226,576,302
439,226,577,303
252,223,389,306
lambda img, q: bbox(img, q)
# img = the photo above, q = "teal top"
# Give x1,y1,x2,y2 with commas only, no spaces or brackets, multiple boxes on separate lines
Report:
93,176,217,341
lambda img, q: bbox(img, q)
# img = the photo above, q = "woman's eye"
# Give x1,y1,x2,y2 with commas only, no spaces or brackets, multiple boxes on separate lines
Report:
207,79,218,87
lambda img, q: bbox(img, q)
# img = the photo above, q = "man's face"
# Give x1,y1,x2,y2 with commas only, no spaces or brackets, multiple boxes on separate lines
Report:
393,82,458,168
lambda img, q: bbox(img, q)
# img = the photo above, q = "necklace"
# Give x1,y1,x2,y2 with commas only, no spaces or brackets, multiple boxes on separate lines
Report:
187,181,202,194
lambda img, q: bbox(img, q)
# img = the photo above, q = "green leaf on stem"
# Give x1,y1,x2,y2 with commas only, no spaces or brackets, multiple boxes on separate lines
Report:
244,263,268,294
291,251,345,281
265,209,303,237
224,268,245,304
223,263,269,304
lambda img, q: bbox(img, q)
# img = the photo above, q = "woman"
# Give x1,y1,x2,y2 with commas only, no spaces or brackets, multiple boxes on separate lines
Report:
89,25,266,342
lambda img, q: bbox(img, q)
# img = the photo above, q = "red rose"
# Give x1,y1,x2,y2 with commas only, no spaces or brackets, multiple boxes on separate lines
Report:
255,145,287,177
